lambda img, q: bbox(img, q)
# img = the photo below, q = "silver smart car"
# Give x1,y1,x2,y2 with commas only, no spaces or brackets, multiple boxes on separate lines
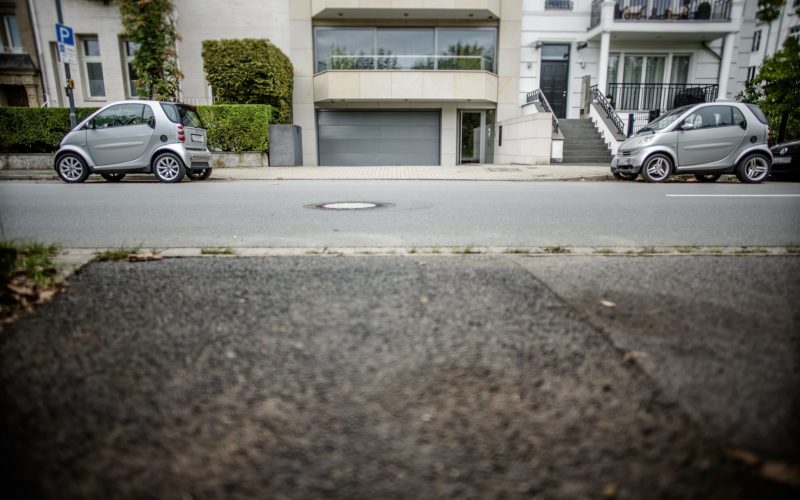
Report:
611,102,772,183
55,100,212,183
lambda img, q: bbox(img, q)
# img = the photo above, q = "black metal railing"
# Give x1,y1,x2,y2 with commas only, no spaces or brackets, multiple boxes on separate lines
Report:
527,89,560,135
606,83,718,112
626,110,661,136
591,85,626,137
590,0,731,29
545,0,574,10
614,0,731,21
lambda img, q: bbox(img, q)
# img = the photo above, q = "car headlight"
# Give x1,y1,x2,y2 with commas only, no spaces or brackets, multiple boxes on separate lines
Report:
780,147,788,155
639,136,656,146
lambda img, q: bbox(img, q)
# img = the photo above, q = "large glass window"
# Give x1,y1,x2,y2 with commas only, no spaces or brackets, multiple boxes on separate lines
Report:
670,55,690,84
81,36,105,98
376,29,434,70
437,29,495,71
2,15,22,51
314,27,496,73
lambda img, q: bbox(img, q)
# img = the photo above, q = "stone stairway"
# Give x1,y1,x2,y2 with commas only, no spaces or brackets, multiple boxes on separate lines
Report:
559,119,613,164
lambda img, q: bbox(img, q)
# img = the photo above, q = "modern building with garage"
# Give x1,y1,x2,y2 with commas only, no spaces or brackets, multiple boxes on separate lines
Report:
28,0,780,166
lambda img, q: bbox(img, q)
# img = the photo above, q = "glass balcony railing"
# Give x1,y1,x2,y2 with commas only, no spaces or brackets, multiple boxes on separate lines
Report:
316,54,495,73
590,0,732,29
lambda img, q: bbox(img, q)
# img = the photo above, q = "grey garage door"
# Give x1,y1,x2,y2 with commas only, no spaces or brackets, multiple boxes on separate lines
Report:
317,110,440,166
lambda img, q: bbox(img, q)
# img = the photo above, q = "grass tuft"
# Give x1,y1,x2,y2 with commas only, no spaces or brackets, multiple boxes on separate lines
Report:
593,248,614,255
95,246,140,262
1,241,63,322
677,246,700,254
504,248,531,254
733,247,768,255
785,246,800,254
542,246,571,254
201,247,235,255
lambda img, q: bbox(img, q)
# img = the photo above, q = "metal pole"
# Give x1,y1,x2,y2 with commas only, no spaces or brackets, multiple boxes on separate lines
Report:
55,0,77,128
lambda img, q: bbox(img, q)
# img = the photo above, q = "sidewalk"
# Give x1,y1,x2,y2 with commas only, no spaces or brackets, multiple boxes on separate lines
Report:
0,164,612,182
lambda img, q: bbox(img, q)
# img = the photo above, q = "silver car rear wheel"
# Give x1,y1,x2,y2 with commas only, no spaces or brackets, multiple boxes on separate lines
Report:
641,154,672,183
56,153,90,183
153,153,186,183
736,154,770,184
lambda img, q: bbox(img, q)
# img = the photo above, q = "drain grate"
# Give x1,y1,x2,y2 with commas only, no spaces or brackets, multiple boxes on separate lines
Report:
306,201,392,211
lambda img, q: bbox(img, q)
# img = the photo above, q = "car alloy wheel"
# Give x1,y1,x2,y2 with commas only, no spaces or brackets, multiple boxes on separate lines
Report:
56,153,89,183
153,153,186,183
737,154,770,184
641,154,672,183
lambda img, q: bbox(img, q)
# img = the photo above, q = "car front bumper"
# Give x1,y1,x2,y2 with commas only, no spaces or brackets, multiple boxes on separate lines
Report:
611,150,646,174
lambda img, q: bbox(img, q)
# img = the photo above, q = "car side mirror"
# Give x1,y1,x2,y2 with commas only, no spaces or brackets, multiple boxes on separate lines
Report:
739,121,746,130
147,117,156,129
84,119,95,130
680,122,694,131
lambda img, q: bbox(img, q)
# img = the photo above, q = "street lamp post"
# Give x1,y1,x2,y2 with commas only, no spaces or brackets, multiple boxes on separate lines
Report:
55,0,77,128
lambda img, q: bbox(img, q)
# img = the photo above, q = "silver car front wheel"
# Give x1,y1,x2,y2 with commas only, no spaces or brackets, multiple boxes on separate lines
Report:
153,153,186,183
736,154,770,184
56,153,90,183
641,154,672,183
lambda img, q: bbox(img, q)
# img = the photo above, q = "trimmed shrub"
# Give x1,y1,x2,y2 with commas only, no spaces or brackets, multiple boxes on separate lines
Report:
202,39,293,124
0,107,97,153
0,104,271,154
196,104,271,153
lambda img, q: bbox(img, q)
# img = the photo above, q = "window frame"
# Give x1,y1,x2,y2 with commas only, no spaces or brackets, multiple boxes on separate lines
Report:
751,30,761,53
121,39,139,98
80,35,106,99
2,14,22,52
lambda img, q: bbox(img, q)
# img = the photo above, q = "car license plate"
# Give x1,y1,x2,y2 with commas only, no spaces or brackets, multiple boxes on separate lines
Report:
191,134,203,142
772,157,791,164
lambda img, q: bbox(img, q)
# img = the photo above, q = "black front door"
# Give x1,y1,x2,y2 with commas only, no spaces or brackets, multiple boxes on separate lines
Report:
540,44,570,119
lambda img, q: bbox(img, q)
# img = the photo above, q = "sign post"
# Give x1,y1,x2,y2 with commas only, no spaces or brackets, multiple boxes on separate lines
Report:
55,0,77,128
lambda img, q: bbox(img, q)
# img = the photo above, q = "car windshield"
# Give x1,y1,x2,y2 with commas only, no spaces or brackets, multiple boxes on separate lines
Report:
160,103,205,128
638,105,692,134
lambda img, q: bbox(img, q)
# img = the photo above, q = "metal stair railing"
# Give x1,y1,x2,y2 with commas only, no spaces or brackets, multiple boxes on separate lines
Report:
590,85,626,137
526,89,560,135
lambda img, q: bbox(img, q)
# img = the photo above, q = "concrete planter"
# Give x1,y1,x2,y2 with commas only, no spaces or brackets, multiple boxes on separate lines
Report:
2,153,54,170
1,152,270,170
211,152,269,168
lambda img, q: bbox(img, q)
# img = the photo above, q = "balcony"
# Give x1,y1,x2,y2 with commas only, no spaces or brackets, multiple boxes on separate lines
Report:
311,0,500,20
313,69,498,103
588,0,735,41
606,82,719,112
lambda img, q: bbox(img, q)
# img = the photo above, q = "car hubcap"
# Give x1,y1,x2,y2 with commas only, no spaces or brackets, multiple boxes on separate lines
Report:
156,156,180,181
647,157,669,180
744,156,768,181
59,156,83,181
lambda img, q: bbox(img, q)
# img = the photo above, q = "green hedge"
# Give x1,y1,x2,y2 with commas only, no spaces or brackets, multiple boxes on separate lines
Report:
202,39,293,124
0,107,98,153
0,104,271,153
197,104,271,153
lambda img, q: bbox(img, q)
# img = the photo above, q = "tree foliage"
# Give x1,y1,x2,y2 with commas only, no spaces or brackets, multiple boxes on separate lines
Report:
117,0,181,100
202,39,293,124
756,0,783,23
737,37,800,141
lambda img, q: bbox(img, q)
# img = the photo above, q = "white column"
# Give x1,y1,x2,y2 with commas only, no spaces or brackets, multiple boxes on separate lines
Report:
598,31,610,93
717,32,735,98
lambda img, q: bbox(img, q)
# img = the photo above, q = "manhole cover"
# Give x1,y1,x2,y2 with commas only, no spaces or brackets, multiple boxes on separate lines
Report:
306,201,392,210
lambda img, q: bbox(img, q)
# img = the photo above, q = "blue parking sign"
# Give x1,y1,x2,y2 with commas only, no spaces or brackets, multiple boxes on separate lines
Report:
55,23,74,46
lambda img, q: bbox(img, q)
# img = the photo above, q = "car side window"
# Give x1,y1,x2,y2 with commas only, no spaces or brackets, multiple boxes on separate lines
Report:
93,103,146,128
684,106,733,130
142,105,154,125
732,107,746,128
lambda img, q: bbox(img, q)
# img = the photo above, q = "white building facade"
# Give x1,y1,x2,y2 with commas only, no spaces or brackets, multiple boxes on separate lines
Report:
30,0,784,166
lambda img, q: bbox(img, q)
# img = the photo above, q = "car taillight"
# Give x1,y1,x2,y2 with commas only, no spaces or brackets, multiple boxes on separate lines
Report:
177,124,185,142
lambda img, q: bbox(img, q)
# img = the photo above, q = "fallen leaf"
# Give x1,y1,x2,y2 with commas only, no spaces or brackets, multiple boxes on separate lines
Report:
600,299,616,308
602,483,617,498
726,448,761,466
419,296,430,305
37,289,57,303
622,351,648,363
759,460,800,487
7,283,35,297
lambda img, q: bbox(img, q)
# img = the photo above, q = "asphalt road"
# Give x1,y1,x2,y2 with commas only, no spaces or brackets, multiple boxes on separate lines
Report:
1,255,797,499
1,181,799,247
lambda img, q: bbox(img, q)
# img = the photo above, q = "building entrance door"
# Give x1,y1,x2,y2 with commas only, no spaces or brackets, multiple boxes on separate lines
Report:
458,110,495,164
540,44,570,119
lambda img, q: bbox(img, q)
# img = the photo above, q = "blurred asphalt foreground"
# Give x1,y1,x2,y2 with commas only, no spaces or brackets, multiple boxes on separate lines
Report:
1,254,798,499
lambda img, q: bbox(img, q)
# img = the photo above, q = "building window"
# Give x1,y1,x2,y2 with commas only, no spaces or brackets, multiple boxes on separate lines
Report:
123,40,139,98
544,0,574,9
790,26,800,40
2,14,22,53
314,27,496,73
751,30,761,52
746,66,758,82
81,36,105,98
